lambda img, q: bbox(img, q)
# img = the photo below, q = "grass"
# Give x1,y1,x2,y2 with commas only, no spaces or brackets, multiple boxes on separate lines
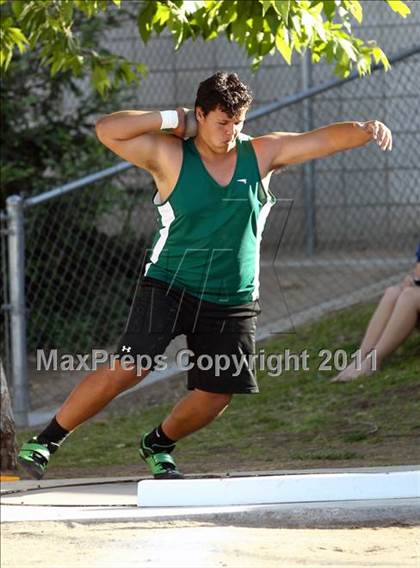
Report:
17,300,420,477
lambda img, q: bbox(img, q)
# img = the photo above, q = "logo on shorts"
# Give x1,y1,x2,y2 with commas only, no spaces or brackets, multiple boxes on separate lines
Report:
121,345,132,353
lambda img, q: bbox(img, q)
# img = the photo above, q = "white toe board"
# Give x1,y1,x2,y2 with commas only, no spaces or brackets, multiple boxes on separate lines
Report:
138,470,420,507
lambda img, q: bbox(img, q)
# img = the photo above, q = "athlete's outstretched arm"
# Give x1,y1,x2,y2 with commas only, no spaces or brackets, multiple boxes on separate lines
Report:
255,120,392,172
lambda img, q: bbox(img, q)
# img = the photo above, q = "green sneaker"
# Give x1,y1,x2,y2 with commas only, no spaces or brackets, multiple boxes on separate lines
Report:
139,433,183,479
17,438,52,479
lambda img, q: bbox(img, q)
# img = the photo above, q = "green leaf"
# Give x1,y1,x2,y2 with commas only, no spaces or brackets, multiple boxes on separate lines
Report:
152,2,171,26
311,50,321,63
231,15,247,41
301,11,315,40
291,30,303,53
0,48,10,69
356,52,372,75
274,0,290,22
92,62,112,96
335,61,351,78
168,11,186,50
324,41,335,64
310,2,324,18
220,1,238,25
69,54,84,75
258,32,274,56
343,0,363,24
137,8,153,42
11,1,25,17
62,1,74,23
310,7,327,42
275,26,292,64
185,1,202,14
338,37,357,61
291,13,302,35
261,0,273,17
50,57,64,76
323,0,336,20
135,62,148,75
7,27,29,53
385,0,411,17
118,61,137,84
372,46,391,70
4,49,13,69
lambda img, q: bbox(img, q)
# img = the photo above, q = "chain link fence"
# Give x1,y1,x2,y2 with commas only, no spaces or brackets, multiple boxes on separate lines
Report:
1,4,419,425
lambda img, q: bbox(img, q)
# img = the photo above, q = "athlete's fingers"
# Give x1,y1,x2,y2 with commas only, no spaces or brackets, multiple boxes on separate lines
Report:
377,126,386,150
384,131,392,151
356,121,372,135
380,126,392,151
378,124,386,146
171,107,186,139
372,121,379,140
184,109,198,139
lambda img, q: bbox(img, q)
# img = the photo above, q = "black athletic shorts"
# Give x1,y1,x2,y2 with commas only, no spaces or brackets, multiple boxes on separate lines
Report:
116,277,261,394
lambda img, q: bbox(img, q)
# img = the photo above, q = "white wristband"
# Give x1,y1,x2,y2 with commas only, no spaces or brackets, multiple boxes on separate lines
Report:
160,110,179,130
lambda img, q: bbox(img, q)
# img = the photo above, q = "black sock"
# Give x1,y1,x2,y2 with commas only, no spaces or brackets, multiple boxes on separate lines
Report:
144,424,176,454
36,416,70,453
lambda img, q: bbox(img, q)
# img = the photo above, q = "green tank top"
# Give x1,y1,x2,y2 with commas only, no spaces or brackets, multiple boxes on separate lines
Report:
144,133,276,305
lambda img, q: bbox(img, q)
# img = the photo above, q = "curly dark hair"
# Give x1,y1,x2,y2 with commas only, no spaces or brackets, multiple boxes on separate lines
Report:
194,72,253,117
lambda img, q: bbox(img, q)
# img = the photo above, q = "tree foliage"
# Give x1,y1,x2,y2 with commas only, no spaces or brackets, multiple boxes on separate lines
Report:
0,0,411,97
0,9,136,203
0,0,147,96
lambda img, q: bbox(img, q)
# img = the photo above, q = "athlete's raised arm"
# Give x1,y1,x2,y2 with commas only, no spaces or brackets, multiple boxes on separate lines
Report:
254,120,393,173
95,108,197,174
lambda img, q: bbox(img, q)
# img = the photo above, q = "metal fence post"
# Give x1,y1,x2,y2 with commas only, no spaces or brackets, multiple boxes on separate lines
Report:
302,53,316,256
6,195,29,427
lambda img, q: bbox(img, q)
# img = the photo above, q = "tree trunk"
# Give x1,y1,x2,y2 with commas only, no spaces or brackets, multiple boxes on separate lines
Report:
0,358,18,471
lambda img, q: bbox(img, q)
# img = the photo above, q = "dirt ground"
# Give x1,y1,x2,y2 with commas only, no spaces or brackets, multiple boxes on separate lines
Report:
1,522,418,568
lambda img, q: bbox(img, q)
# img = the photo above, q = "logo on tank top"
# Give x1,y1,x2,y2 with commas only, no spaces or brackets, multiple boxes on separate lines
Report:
237,178,247,184
121,345,132,353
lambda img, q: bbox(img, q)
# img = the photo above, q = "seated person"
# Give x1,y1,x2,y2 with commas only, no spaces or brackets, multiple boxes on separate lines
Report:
331,241,420,382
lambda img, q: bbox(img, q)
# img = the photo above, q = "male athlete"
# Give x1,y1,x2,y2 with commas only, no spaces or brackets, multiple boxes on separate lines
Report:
18,72,392,479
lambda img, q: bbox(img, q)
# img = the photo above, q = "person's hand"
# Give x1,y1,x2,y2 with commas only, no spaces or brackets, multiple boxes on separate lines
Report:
401,262,420,288
172,107,197,139
401,273,414,289
356,120,392,151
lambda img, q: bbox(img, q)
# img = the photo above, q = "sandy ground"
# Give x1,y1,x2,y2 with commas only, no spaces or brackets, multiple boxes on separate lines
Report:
1,521,419,568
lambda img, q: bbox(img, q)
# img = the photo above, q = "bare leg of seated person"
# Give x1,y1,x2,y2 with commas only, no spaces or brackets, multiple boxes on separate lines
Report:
331,286,419,382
